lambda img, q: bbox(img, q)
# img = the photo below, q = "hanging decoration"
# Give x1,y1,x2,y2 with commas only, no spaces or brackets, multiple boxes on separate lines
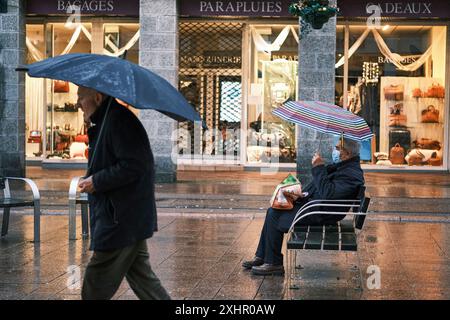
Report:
25,24,140,62
289,0,338,37
250,25,299,53
362,62,380,84
335,27,445,72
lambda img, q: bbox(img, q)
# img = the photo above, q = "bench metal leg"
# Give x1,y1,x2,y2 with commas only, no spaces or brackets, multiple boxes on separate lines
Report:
69,199,77,240
33,201,40,243
81,203,89,239
1,208,11,237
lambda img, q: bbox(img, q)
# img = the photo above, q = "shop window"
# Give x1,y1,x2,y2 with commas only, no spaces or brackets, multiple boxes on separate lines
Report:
46,23,92,161
103,23,139,64
25,24,45,159
336,25,447,168
178,22,243,161
25,21,139,163
247,25,299,165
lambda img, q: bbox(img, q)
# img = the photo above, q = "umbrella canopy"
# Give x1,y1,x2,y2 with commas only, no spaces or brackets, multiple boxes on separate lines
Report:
18,53,206,128
272,100,373,142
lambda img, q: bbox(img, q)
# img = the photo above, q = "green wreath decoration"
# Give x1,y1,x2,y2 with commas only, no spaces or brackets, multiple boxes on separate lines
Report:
289,0,339,30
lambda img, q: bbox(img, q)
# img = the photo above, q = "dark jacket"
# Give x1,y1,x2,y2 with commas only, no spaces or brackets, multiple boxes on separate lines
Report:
87,98,157,251
300,156,365,225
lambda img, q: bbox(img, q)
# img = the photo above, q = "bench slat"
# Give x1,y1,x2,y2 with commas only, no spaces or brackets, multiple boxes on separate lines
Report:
287,232,307,249
323,232,340,250
339,220,355,233
309,226,324,232
341,232,357,251
304,232,323,250
0,198,34,208
294,225,308,232
324,224,339,233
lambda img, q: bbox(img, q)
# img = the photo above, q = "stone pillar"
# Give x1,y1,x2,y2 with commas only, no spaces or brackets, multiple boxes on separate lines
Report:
0,0,26,177
296,6,337,185
139,0,178,183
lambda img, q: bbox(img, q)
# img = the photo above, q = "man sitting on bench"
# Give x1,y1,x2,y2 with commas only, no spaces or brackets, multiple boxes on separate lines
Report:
243,138,365,276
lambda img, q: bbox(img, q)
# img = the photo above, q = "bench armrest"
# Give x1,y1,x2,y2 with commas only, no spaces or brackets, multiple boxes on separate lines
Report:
4,177,40,202
292,200,360,224
288,211,368,233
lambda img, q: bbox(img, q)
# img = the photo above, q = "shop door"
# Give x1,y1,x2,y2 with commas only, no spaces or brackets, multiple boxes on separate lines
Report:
178,22,243,164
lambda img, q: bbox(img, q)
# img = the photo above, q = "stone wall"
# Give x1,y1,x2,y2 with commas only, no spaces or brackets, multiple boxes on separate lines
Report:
296,7,337,185
139,0,178,182
0,0,25,177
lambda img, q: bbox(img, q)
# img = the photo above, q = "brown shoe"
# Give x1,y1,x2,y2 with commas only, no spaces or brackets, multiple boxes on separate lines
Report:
242,257,264,269
251,263,285,276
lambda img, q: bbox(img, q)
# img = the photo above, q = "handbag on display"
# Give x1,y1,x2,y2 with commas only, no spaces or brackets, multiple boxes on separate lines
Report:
384,84,404,101
270,174,303,211
374,153,392,166
421,105,439,123
389,103,406,127
389,143,405,165
69,142,88,159
407,149,426,166
53,80,70,93
64,102,77,112
412,88,423,98
429,152,442,166
28,130,42,143
413,138,441,150
426,83,445,98
74,125,89,144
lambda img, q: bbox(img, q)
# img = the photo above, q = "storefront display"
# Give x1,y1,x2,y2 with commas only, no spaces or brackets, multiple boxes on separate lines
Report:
380,76,445,167
336,24,447,169
25,21,139,163
246,25,299,164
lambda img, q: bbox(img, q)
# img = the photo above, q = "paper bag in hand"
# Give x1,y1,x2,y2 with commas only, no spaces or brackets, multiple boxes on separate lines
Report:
270,174,302,210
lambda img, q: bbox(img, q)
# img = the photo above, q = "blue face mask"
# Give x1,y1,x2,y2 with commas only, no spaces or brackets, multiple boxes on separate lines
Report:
332,149,341,163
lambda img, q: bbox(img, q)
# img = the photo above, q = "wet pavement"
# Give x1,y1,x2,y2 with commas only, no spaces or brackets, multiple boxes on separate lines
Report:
1,168,449,300
0,214,449,300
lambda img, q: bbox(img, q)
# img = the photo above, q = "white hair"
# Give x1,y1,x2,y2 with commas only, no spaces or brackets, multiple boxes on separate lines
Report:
342,138,361,156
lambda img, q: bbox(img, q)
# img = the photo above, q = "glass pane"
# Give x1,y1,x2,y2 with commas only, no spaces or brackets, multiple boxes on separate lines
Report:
345,25,447,168
178,22,243,162
46,23,92,160
25,24,45,159
247,25,298,164
103,23,139,64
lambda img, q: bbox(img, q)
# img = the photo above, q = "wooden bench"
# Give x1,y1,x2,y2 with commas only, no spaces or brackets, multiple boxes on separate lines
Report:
285,187,370,288
68,176,89,240
0,177,41,242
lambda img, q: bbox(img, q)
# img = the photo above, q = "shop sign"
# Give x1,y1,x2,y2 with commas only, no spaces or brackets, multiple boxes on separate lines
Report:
339,0,450,18
181,52,242,68
180,0,293,17
378,56,417,64
272,52,298,61
26,0,139,16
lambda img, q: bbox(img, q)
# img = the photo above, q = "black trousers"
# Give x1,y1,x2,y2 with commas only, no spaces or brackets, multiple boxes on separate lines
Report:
255,202,323,266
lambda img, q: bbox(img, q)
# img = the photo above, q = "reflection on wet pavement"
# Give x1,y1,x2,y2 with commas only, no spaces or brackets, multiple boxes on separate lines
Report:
0,215,449,300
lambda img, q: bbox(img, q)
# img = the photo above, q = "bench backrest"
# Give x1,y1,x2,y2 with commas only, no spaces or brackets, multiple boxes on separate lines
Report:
353,186,371,230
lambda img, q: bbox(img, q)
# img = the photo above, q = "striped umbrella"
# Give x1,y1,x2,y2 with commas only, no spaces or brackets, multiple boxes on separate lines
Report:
272,100,373,142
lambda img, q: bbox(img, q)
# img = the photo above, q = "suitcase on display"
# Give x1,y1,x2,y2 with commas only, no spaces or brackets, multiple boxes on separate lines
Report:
389,128,411,153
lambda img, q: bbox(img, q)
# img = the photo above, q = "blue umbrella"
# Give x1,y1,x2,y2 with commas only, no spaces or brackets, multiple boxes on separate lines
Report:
17,53,205,128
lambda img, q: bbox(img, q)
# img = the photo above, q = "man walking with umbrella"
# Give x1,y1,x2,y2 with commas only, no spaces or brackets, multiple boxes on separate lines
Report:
77,86,171,300
18,52,205,299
